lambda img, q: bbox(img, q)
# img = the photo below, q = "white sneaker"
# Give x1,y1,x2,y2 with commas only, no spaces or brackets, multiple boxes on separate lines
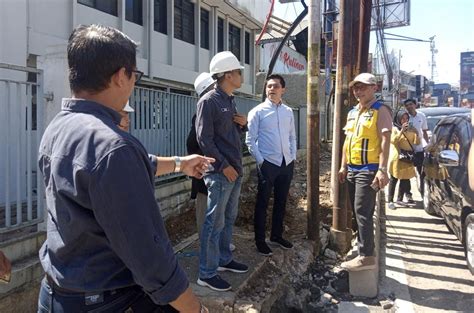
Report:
230,243,236,252
388,202,396,210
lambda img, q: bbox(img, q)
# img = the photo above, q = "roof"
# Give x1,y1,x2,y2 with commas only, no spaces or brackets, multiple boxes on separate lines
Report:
418,107,471,117
437,112,471,126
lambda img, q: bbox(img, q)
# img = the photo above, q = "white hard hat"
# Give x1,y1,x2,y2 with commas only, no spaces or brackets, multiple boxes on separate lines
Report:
123,101,134,112
194,72,215,96
209,51,244,76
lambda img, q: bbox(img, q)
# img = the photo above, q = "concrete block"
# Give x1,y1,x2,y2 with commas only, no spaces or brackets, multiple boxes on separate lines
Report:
0,255,44,296
348,267,379,298
0,232,46,263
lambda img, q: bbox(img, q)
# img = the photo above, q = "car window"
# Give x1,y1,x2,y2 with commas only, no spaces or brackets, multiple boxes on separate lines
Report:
427,117,441,131
434,123,454,152
447,128,461,154
455,120,471,166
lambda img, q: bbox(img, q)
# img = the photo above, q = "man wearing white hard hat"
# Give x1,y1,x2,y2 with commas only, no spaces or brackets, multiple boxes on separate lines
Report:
338,72,392,271
195,51,248,291
118,101,134,131
188,73,237,252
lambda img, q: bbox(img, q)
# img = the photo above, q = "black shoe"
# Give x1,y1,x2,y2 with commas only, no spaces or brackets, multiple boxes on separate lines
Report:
270,237,293,250
217,260,249,273
406,194,415,204
256,241,273,256
197,275,231,291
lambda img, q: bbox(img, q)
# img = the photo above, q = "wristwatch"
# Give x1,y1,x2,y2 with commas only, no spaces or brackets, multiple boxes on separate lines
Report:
173,156,181,173
378,166,387,174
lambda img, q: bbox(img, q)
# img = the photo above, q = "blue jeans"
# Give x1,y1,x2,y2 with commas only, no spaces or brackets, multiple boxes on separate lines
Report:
37,277,177,313
199,173,242,279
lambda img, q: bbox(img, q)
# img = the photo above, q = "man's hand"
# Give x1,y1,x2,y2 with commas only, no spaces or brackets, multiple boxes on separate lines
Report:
233,113,247,127
223,165,238,182
180,155,215,179
372,170,389,190
0,251,11,283
338,167,347,183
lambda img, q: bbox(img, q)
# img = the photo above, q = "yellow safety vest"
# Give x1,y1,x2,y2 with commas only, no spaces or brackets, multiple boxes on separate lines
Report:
345,101,383,170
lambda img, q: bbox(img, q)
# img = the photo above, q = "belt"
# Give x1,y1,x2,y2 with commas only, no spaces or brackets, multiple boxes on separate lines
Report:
45,275,134,298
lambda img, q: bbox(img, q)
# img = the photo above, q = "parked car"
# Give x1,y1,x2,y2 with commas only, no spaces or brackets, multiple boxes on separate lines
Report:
414,107,472,195
418,107,471,141
422,112,474,274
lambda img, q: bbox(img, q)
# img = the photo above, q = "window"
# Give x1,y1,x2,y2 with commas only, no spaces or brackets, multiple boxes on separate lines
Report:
125,0,142,25
154,0,167,34
200,8,210,49
217,17,224,52
434,124,454,152
174,0,194,44
78,0,117,16
245,31,251,64
228,24,241,61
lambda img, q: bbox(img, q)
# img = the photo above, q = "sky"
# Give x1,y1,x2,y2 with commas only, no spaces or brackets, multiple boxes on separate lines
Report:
272,0,473,86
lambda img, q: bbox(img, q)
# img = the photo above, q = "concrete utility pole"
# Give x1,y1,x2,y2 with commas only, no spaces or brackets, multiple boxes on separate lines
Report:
330,0,372,254
306,0,321,250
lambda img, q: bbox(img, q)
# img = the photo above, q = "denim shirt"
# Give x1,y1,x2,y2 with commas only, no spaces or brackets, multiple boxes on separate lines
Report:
38,99,188,305
246,99,297,166
195,87,244,175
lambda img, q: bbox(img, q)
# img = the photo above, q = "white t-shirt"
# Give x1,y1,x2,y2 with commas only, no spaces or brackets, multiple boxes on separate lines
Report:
408,111,428,152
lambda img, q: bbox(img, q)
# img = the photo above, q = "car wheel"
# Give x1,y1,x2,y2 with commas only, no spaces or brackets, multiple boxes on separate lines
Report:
464,213,474,275
423,179,438,216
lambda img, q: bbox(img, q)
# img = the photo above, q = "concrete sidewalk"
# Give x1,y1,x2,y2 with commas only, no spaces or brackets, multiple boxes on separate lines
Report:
340,177,474,312
379,177,474,312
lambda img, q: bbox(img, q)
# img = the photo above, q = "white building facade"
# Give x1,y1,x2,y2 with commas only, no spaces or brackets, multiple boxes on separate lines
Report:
0,0,268,231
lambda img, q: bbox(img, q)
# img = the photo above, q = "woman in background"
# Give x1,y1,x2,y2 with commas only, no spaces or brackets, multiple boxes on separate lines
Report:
388,110,420,209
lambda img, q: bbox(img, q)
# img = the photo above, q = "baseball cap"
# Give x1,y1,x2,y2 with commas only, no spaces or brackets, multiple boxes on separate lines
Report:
349,73,376,87
123,101,135,113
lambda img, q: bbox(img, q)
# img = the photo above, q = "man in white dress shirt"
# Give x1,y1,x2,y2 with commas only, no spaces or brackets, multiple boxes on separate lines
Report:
246,74,297,256
403,99,429,201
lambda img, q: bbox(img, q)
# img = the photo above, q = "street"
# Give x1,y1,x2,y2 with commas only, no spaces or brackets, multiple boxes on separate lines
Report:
380,178,474,312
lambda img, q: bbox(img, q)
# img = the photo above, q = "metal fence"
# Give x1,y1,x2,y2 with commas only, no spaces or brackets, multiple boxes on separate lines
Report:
129,87,266,181
0,63,44,233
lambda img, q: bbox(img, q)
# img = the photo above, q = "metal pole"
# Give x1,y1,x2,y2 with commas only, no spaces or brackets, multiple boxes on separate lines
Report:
306,0,321,250
357,0,372,73
329,0,357,254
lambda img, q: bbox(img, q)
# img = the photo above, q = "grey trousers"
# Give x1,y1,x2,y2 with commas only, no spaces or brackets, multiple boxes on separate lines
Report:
346,170,377,256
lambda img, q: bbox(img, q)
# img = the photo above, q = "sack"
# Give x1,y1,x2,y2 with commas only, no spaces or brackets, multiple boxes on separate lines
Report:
399,149,414,163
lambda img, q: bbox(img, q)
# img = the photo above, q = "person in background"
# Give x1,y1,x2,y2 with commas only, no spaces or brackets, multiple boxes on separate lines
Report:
246,74,296,256
195,51,248,292
338,73,392,271
118,101,134,131
37,24,211,312
403,99,429,201
387,110,420,209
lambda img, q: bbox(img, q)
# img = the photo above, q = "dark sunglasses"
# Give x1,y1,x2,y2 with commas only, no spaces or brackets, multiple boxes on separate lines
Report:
132,70,144,83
